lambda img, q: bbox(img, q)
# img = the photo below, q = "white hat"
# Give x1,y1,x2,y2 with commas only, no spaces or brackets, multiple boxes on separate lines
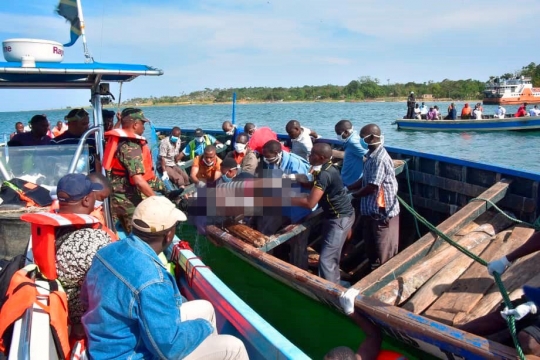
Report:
410,91,414,94
132,196,187,233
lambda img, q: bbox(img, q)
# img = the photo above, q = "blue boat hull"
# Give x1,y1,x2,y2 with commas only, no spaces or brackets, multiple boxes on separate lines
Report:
394,117,540,131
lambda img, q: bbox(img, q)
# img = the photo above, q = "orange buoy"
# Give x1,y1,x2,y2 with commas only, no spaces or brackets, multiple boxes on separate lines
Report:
377,349,407,360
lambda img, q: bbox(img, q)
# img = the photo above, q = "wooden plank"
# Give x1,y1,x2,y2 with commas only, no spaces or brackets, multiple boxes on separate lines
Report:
224,223,271,247
419,228,514,324
204,224,519,360
408,170,536,214
456,240,540,325
354,179,512,296
369,213,514,306
401,225,502,314
437,226,534,326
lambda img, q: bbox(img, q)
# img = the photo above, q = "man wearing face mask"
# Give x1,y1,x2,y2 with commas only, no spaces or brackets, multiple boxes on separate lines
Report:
225,133,258,175
291,143,354,284
334,120,368,189
160,127,190,187
351,124,400,271
178,128,223,161
222,120,240,148
256,140,312,268
190,145,222,187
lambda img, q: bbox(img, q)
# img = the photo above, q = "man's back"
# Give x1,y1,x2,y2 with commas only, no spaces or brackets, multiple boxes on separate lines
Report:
82,235,213,359
341,133,368,187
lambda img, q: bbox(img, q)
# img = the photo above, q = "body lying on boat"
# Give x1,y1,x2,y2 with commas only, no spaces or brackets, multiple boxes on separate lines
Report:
393,115,540,131
155,125,540,359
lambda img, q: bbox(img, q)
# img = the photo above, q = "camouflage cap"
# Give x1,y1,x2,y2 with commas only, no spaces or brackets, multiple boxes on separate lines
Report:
121,108,149,122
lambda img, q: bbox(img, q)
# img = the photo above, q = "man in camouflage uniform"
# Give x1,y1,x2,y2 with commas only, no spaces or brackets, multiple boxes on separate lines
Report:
103,108,165,233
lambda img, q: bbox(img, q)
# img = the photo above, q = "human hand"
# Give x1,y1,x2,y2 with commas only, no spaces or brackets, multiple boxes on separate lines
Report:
196,181,206,188
339,288,360,315
501,301,537,321
216,144,225,149
177,161,186,167
487,256,511,276
161,171,169,181
225,140,231,146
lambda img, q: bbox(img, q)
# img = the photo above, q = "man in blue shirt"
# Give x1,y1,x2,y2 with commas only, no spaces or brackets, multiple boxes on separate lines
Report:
255,140,313,269
81,196,248,359
178,128,223,160
334,120,368,188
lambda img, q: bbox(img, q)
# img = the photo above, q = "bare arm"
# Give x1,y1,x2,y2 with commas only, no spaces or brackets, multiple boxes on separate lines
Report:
347,177,363,191
309,129,319,138
190,166,200,184
350,312,382,360
351,183,378,198
132,175,155,197
291,187,323,209
213,170,222,181
160,156,167,171
507,231,540,263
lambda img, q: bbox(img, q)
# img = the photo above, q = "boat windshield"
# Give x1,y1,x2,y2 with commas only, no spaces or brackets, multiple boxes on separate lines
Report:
0,144,89,188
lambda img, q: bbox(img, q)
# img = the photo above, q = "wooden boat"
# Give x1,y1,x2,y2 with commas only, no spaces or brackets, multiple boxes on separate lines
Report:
483,76,540,105
156,126,540,359
0,49,308,360
393,116,540,131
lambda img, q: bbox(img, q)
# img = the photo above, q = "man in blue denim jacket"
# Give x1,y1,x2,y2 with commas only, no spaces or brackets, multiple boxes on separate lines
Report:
81,196,248,359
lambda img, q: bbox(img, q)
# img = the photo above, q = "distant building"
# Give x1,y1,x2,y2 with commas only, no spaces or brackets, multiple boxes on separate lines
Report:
422,94,433,99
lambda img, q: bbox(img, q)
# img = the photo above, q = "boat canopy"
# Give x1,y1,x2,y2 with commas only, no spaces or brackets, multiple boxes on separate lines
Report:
0,61,163,89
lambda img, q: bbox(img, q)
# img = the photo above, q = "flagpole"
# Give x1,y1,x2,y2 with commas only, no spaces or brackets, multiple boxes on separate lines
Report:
76,0,93,62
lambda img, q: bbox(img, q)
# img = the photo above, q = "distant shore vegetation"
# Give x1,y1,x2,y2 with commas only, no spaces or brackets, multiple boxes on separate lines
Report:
123,62,540,106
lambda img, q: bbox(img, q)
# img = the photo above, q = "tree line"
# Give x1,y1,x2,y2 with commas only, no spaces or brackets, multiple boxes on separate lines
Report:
124,62,540,105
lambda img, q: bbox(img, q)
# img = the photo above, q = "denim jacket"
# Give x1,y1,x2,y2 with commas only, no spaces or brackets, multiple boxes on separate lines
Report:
81,235,213,359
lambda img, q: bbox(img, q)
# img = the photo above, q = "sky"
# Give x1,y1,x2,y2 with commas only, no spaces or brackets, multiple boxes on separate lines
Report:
0,0,539,111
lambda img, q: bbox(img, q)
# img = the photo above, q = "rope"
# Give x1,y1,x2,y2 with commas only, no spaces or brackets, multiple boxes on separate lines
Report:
397,196,526,359
470,197,540,231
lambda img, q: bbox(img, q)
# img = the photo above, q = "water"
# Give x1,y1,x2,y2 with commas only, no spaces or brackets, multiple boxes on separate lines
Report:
2,101,538,173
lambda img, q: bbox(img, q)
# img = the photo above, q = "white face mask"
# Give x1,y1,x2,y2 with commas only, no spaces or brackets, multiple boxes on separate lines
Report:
312,165,322,172
196,136,204,143
263,152,282,165
203,158,215,166
234,143,247,153
226,129,235,136
337,126,354,142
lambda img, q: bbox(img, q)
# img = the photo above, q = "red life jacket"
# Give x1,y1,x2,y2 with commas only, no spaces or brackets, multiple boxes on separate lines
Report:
20,212,117,280
102,129,156,185
0,266,70,359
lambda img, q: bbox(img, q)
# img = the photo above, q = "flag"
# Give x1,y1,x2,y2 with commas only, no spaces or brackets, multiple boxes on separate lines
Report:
56,0,81,47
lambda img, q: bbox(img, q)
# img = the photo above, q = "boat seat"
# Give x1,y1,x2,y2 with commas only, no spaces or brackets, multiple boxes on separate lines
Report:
20,212,100,280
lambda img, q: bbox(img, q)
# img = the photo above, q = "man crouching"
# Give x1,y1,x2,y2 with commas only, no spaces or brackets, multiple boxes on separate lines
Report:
81,196,248,359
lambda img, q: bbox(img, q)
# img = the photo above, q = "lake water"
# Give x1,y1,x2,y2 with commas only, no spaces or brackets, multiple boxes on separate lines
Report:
1,101,539,173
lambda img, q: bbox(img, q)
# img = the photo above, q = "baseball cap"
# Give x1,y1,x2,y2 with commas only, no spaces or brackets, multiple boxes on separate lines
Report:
194,128,205,137
132,196,187,233
56,173,103,202
121,108,149,122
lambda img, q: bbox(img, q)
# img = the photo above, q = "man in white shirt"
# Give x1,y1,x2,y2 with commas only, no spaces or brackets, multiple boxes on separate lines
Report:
494,105,506,118
413,104,421,119
473,106,483,120
159,127,190,187
419,102,428,119
285,120,319,160
529,105,540,117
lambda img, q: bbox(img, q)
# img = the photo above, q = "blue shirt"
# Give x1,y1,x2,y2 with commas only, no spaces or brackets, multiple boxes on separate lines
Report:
182,134,217,159
341,133,368,187
81,235,213,359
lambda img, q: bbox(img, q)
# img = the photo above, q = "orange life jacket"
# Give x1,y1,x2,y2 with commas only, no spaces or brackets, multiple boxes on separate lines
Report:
20,212,118,280
102,129,156,185
0,266,70,359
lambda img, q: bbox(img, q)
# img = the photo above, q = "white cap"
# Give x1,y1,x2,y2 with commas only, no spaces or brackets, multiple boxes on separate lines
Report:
132,196,187,233
410,91,414,94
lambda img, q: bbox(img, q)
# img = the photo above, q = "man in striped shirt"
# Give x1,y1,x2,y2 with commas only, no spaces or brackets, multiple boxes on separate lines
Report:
351,124,400,271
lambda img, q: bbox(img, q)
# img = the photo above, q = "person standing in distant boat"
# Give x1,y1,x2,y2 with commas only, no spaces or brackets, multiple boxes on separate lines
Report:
494,105,506,118
444,103,457,120
351,124,400,271
406,92,416,119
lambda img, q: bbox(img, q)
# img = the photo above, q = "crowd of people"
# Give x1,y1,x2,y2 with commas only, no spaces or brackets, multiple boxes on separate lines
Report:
8,106,540,358
405,91,540,120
